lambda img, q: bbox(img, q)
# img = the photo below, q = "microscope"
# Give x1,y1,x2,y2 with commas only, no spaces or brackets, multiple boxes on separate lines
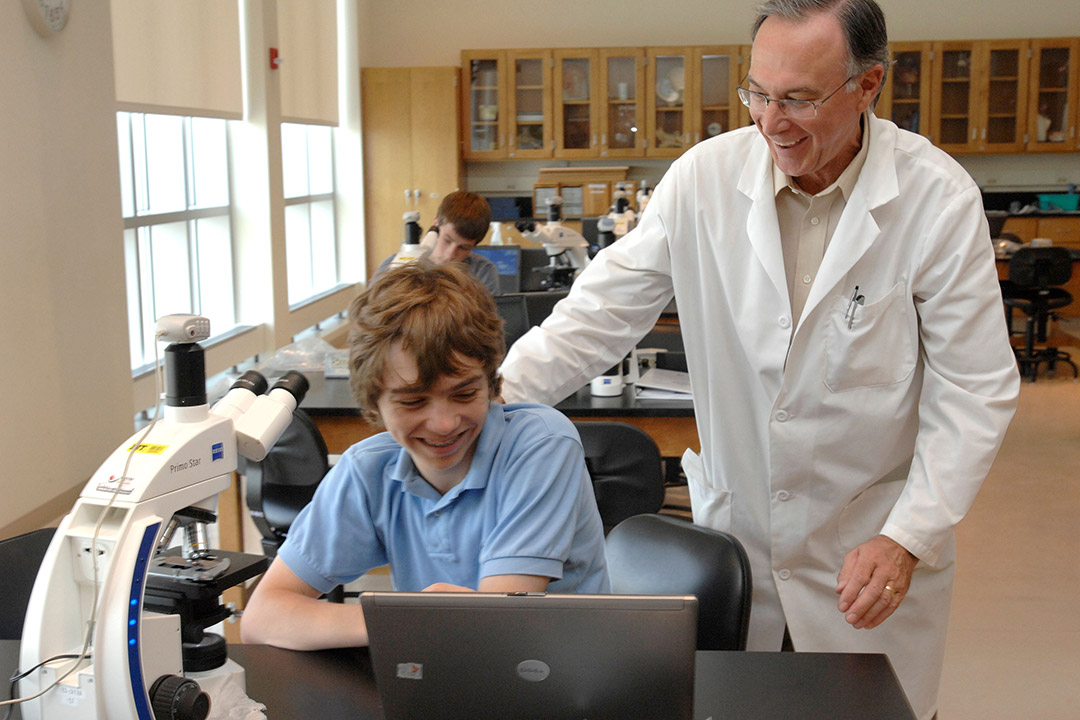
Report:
19,315,308,720
514,196,590,290
606,183,637,240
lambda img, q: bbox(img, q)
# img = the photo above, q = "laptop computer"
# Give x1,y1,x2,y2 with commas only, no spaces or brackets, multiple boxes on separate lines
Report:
361,591,698,720
471,244,522,294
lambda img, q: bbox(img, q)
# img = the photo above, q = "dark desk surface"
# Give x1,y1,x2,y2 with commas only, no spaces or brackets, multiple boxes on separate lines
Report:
300,371,695,419
1,642,914,720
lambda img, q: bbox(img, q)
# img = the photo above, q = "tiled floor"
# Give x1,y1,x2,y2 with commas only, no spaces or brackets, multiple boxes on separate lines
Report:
938,367,1080,718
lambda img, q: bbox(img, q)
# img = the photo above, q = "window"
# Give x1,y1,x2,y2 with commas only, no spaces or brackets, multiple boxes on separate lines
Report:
118,112,237,370
281,123,338,305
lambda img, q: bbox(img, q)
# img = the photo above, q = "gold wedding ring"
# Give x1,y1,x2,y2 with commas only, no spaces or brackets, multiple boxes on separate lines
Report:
884,584,896,594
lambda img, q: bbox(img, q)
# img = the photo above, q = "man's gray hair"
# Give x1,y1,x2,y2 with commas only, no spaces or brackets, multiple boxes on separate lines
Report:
751,0,891,87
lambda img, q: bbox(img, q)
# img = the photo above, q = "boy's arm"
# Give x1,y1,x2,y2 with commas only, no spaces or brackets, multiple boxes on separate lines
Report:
240,556,370,650
423,574,550,594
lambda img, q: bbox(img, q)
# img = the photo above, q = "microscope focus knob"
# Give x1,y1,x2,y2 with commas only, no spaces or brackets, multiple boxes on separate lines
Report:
149,674,211,720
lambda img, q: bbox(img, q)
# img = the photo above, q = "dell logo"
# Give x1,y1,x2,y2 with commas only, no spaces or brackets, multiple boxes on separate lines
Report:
516,659,551,682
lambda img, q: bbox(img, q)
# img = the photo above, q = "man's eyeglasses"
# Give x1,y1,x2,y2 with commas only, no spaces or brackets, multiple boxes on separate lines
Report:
737,76,854,120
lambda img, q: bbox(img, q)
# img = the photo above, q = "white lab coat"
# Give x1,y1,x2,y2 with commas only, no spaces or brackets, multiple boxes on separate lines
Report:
501,115,1019,720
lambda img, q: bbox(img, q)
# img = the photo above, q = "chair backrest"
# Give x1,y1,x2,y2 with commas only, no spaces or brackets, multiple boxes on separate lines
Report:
0,527,56,640
605,514,752,651
1009,246,1073,288
494,294,530,349
572,421,665,532
243,408,330,557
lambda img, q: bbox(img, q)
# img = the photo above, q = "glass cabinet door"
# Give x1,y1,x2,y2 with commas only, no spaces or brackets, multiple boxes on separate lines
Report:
932,42,978,152
508,50,552,159
599,48,645,157
554,49,599,158
981,41,1027,153
879,42,931,137
646,48,690,157
1027,39,1079,153
461,51,507,160
693,47,741,145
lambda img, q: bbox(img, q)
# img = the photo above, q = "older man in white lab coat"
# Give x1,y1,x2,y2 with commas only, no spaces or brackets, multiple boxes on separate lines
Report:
499,2,1019,718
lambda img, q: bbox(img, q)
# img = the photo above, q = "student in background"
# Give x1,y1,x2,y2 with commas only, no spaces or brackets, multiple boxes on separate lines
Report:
241,262,609,650
376,190,500,294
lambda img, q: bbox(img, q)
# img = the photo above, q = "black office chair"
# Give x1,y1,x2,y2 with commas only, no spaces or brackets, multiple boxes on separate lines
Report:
573,421,666,533
605,514,752,651
1000,246,1078,382
0,527,56,639
243,408,330,559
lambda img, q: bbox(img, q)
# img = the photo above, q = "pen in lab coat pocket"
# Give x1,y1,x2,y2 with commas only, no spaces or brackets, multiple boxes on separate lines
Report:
845,286,865,329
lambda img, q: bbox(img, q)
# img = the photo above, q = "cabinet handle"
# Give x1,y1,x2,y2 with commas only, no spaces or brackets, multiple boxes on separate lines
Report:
971,128,977,141
404,189,412,202
982,128,986,140
592,134,598,147
414,189,421,203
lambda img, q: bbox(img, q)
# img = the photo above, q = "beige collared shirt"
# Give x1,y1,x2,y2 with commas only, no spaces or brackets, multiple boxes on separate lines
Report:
774,113,871,328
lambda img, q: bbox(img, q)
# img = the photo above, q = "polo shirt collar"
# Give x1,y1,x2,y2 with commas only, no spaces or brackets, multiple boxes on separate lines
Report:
391,402,506,504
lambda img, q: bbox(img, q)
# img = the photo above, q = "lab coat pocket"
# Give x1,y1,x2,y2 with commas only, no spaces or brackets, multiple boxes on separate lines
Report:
682,449,732,530
836,477,906,551
824,280,916,393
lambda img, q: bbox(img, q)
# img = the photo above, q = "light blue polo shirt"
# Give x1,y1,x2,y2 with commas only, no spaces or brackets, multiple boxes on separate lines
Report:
278,402,610,594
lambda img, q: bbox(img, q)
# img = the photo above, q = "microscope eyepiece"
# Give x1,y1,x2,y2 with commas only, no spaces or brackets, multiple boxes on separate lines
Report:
272,370,310,405
229,370,268,396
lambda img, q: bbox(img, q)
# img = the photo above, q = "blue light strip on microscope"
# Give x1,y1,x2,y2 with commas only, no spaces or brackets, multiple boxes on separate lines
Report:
127,523,160,720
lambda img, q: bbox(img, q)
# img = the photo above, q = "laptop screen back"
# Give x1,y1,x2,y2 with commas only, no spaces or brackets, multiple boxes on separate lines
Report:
361,592,697,720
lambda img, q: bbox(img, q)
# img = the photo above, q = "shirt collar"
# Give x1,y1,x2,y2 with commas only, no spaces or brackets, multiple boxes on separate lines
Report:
391,401,505,504
772,111,872,200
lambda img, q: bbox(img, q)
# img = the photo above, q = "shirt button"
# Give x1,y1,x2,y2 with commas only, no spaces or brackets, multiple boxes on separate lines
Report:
777,490,791,501
778,569,792,581
774,410,789,422
778,316,790,328
802,274,812,284
810,217,820,226
433,511,441,517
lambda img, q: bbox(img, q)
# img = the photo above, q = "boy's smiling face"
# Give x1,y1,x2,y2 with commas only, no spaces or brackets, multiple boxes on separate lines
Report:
376,341,492,493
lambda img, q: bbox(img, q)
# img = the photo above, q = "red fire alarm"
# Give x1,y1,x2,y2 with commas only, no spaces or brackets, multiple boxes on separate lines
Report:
269,47,282,70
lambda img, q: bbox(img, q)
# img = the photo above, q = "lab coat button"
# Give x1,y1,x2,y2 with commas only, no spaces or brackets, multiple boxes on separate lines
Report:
777,490,791,501
802,274,812,284
774,410,789,422
810,217,820,226
778,569,792,581
778,316,790,329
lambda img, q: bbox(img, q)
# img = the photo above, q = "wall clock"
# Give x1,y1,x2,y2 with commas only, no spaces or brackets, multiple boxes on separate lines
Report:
23,0,72,37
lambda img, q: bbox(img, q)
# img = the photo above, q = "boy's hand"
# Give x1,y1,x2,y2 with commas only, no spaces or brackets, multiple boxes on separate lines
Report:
422,582,476,593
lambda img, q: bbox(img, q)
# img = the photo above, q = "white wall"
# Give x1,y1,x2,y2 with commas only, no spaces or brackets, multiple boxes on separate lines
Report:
0,2,133,534
357,0,1080,67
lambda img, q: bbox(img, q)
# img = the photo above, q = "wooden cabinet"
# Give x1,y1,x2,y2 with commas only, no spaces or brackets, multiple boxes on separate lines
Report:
599,48,646,158
362,67,461,278
1026,38,1079,152
1002,216,1080,249
554,49,601,158
691,46,743,144
461,50,508,160
878,42,932,137
646,47,692,157
507,50,553,159
931,40,1028,153
460,37,1080,161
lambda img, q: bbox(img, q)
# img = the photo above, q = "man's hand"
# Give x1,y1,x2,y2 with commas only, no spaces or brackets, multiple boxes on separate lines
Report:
835,535,918,630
